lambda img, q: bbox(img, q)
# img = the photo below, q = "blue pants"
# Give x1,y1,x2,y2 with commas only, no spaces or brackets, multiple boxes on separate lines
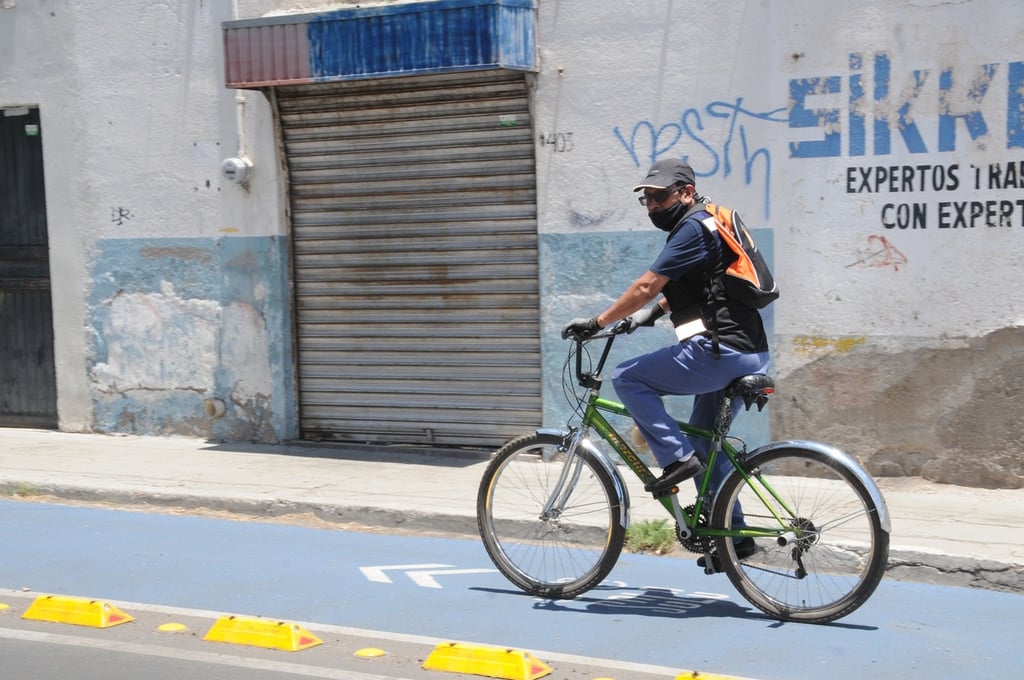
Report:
611,335,770,517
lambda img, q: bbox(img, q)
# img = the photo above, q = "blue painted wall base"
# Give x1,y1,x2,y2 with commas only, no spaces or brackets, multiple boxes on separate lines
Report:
86,236,295,442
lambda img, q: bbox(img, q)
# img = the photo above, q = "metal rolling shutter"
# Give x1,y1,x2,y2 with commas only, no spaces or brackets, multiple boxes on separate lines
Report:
277,70,540,448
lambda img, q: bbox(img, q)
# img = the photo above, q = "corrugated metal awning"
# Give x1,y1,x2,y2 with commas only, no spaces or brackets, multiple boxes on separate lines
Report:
223,0,537,88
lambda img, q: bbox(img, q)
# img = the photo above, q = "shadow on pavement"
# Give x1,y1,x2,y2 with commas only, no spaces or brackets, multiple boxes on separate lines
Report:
472,585,879,630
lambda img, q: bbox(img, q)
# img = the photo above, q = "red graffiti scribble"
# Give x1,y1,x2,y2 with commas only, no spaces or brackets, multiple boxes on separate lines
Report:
847,234,908,271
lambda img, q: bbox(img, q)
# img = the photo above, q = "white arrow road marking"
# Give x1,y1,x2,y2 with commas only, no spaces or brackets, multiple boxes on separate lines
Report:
360,563,451,584
406,568,498,589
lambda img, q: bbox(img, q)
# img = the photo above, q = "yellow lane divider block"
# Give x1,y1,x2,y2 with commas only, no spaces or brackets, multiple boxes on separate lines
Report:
355,647,387,658
203,615,322,652
22,595,133,628
423,642,552,680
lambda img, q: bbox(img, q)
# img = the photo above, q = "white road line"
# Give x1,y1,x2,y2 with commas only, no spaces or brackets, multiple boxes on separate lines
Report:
0,588,720,679
0,626,416,680
358,563,451,583
406,568,497,589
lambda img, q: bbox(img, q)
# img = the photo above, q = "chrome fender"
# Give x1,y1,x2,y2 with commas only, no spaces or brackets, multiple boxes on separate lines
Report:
738,439,891,534
537,428,631,530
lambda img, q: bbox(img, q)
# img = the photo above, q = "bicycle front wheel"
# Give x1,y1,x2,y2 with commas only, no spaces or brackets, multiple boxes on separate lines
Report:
476,432,626,599
711,444,890,623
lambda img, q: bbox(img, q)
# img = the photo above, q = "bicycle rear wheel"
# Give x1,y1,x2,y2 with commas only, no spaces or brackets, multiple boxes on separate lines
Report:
711,444,889,623
476,432,626,599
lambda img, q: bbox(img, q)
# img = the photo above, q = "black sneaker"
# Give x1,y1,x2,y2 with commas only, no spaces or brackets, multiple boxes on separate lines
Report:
644,456,703,495
697,537,757,571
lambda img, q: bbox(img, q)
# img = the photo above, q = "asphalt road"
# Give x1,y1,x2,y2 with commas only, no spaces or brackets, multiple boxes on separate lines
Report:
0,499,1019,680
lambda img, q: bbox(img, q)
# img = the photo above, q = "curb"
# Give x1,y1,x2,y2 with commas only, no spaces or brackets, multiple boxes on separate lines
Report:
5,482,1023,595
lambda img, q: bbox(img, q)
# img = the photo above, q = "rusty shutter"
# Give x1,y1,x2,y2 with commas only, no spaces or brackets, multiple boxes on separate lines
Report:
276,69,540,448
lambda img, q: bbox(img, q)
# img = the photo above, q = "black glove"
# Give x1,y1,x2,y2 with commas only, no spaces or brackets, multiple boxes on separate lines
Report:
561,316,603,339
625,305,666,333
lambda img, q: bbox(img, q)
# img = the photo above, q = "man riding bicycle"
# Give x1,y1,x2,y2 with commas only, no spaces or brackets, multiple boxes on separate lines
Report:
562,158,770,564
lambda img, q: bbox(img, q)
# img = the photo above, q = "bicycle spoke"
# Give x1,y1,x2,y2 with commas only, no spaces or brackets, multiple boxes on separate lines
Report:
477,433,625,599
713,446,889,623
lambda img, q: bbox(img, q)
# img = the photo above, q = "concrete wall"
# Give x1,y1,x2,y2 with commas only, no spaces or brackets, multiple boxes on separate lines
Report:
1,0,293,440
531,0,1024,489
2,0,1021,487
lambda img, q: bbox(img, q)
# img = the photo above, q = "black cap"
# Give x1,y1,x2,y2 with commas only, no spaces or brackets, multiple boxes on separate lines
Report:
633,159,696,191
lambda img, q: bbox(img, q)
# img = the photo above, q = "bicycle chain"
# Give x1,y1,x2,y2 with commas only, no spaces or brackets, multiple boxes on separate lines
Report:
675,505,713,554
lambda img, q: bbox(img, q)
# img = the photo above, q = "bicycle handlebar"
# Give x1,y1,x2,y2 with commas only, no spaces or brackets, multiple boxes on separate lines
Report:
568,319,631,388
562,318,630,343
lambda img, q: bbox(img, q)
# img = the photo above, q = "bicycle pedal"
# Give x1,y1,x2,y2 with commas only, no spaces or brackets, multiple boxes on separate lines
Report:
697,552,722,574
651,485,680,499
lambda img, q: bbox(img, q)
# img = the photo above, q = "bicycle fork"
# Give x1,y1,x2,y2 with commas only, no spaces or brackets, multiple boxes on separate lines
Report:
539,429,589,521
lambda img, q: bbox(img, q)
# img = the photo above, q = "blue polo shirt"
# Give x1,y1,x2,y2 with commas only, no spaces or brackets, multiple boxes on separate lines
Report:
650,208,768,354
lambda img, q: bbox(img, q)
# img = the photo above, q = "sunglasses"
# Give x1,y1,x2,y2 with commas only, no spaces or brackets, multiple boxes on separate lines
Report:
638,186,680,206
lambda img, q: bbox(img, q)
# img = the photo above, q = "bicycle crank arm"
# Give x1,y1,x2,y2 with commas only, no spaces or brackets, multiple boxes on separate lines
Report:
669,495,691,538
701,551,717,576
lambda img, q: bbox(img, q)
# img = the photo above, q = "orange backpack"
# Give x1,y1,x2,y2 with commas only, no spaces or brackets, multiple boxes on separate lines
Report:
700,203,779,310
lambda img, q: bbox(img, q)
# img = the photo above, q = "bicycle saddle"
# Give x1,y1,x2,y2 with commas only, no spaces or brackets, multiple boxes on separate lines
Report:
726,374,775,411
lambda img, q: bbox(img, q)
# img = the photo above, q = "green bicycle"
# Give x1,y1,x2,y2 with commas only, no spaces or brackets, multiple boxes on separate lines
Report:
476,320,890,624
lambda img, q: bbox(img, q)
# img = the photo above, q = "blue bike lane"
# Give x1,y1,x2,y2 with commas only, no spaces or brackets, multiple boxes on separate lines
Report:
0,500,1017,680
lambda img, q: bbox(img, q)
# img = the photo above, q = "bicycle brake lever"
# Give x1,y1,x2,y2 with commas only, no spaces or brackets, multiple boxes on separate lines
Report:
610,319,631,334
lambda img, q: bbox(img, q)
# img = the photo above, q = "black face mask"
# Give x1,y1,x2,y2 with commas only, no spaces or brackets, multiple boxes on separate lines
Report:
648,199,688,232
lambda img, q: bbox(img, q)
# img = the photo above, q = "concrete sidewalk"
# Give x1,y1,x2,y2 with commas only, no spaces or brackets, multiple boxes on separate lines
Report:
0,428,1021,593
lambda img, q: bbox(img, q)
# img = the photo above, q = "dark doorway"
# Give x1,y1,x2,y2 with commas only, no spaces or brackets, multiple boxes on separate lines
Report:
0,107,57,428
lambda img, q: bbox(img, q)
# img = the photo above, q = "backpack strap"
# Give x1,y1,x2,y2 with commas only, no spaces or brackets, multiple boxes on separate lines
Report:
698,223,724,360
697,204,729,359
665,199,728,360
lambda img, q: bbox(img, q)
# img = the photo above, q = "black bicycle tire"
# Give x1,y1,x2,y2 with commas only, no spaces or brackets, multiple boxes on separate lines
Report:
711,445,890,623
476,431,626,599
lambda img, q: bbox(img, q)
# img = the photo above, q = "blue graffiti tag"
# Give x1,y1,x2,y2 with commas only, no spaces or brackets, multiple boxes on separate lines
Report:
613,98,788,220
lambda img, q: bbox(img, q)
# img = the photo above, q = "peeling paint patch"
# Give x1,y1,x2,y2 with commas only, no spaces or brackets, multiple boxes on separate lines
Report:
91,282,219,390
792,335,867,354
87,237,294,442
220,302,271,403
